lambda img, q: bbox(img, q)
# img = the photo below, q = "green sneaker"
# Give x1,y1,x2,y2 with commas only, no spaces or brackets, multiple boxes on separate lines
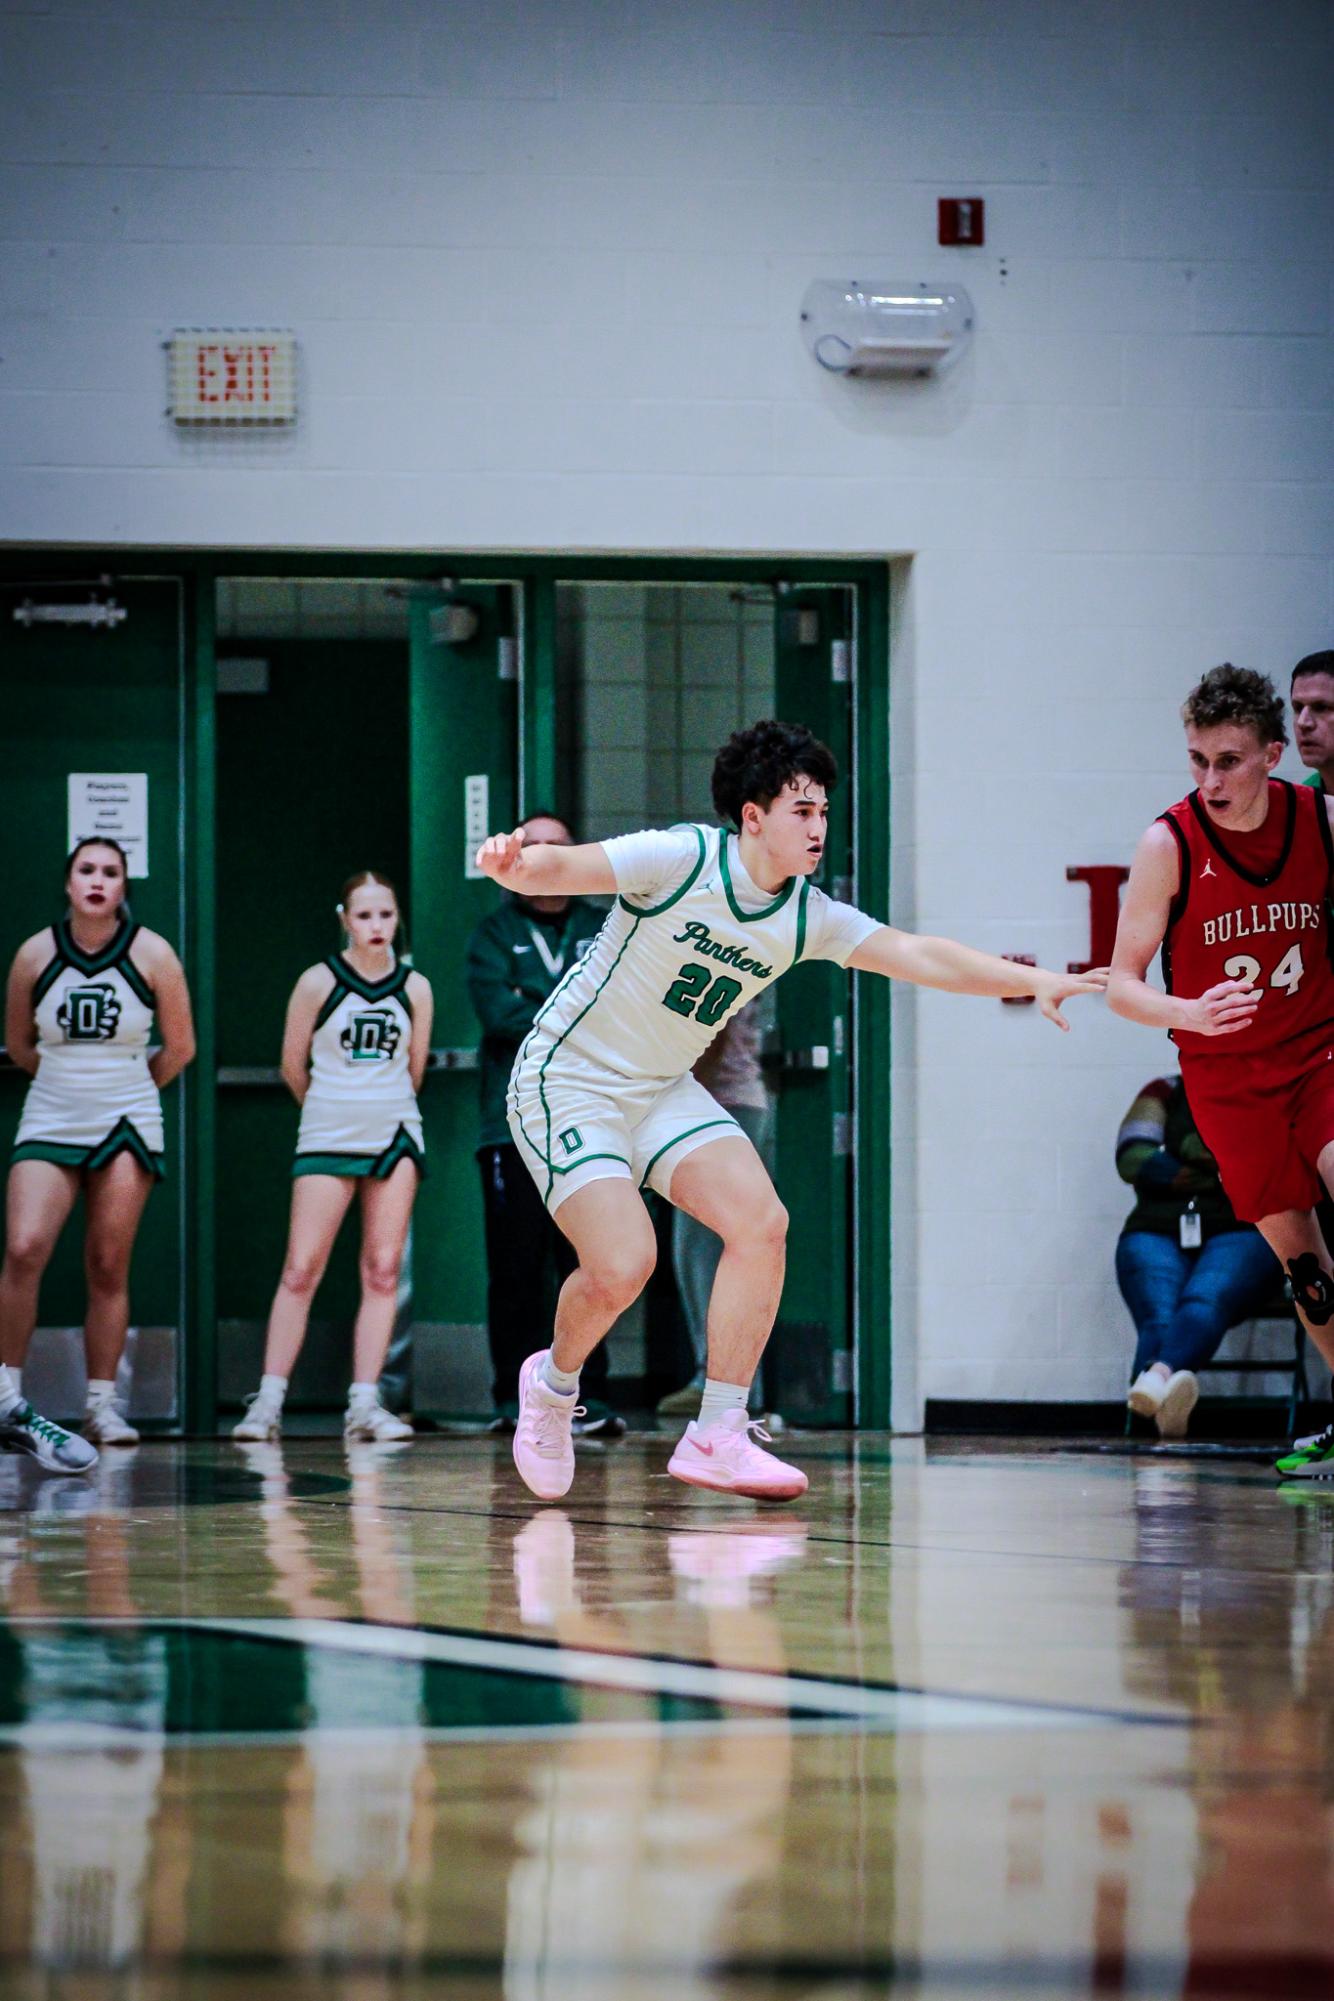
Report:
1276,1423,1334,1479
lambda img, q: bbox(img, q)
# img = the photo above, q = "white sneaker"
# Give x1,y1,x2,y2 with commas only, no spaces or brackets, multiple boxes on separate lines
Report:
232,1392,283,1443
1127,1368,1167,1419
667,1411,808,1500
512,1350,580,1501
0,1400,98,1474
82,1400,139,1447
343,1398,414,1443
1155,1369,1199,1439
1128,1367,1198,1438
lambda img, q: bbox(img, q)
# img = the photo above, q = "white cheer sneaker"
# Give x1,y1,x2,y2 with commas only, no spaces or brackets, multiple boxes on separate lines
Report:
343,1398,414,1443
82,1400,140,1447
232,1393,283,1443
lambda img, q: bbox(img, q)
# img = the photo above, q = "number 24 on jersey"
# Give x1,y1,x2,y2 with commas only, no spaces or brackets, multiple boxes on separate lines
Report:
1223,943,1304,994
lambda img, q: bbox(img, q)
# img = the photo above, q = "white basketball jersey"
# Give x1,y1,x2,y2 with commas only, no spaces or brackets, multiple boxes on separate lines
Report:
515,825,879,1086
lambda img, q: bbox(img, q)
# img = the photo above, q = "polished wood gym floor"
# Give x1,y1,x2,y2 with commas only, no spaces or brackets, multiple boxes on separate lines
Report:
2,1428,1332,1998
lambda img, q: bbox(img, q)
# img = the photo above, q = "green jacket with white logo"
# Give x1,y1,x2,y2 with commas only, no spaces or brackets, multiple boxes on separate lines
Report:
465,897,606,1150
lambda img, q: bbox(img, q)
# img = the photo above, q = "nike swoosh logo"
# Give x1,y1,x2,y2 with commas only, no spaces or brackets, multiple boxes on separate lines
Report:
693,1439,715,1456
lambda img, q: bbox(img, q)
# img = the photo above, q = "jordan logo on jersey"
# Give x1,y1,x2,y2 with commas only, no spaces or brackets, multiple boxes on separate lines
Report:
58,983,121,1041
341,1010,401,1061
1200,859,1216,878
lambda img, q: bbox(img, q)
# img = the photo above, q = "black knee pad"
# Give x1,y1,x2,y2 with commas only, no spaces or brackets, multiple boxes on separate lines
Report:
1288,1253,1334,1326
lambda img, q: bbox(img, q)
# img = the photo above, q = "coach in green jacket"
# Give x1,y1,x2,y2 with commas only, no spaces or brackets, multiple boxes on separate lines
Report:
465,812,621,1435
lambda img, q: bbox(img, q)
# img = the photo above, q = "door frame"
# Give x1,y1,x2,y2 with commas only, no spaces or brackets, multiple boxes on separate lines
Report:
0,549,891,1430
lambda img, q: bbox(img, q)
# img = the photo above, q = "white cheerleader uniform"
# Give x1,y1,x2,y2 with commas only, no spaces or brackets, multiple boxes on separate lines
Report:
294,954,424,1180
508,824,880,1213
13,918,165,1177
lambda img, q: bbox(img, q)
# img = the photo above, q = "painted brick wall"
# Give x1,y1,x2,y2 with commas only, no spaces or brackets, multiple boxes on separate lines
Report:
2,0,1332,1414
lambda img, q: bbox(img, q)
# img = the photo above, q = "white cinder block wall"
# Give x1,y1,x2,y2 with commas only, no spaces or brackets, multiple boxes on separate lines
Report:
2,0,1332,1418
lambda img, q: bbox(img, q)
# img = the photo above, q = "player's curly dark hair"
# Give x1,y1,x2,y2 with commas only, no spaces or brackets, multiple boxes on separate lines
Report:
1181,664,1287,747
711,720,838,829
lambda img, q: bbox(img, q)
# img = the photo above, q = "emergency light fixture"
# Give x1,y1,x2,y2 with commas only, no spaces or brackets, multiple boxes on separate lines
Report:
800,281,974,377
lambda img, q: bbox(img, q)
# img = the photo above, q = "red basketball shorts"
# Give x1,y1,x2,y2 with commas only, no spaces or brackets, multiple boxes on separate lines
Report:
1183,1031,1334,1223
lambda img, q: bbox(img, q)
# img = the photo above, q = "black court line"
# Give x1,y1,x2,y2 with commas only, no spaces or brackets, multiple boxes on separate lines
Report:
281,1485,1323,1579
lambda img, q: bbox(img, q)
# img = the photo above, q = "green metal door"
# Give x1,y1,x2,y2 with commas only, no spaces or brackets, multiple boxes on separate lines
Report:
409,587,518,1411
0,578,187,1423
214,635,411,1410
771,587,856,1426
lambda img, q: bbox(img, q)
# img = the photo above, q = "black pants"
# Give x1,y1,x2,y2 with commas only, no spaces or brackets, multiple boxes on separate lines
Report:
478,1145,610,1408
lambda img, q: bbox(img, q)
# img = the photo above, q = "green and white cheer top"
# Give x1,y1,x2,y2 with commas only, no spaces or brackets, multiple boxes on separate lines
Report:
14,918,164,1175
294,954,424,1179
512,825,880,1090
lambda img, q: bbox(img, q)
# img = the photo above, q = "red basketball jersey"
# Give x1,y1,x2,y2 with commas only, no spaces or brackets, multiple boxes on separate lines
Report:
1161,779,1334,1064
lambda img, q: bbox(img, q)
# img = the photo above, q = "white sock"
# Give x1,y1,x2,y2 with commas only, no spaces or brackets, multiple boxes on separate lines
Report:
259,1372,288,1407
86,1377,116,1410
0,1365,21,1416
697,1378,750,1429
542,1353,580,1397
348,1380,379,1407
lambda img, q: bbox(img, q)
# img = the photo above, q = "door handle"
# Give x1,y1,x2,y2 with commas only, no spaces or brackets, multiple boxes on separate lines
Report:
777,1045,830,1072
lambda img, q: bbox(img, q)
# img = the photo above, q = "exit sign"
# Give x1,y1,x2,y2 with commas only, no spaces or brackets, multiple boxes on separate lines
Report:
167,330,297,425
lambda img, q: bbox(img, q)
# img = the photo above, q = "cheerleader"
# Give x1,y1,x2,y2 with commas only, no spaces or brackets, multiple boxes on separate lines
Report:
233,872,432,1443
0,838,196,1471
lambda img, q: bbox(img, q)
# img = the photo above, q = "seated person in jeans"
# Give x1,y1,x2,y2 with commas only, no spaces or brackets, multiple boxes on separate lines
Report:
1118,1073,1280,1437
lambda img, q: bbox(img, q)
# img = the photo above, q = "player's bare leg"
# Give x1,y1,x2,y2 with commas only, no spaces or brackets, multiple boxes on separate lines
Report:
664,1138,806,1502
1263,1186,1334,1477
512,1180,656,1501
668,1138,787,1389
550,1180,658,1374
1257,1202,1334,1375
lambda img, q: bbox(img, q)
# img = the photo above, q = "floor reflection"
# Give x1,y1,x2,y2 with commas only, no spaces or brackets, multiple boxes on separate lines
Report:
6,1437,1334,1995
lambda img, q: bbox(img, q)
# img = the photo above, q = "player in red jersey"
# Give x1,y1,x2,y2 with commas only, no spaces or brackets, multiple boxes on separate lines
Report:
1109,665,1334,1476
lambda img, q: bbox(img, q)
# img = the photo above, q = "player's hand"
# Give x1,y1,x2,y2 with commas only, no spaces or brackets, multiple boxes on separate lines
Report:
1032,970,1106,1031
475,827,526,883
1183,978,1263,1037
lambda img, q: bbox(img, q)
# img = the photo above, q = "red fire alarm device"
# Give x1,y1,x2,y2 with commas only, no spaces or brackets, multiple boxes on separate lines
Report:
938,197,985,246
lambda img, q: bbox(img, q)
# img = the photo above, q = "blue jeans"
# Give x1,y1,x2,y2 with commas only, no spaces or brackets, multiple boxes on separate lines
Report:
1115,1228,1281,1379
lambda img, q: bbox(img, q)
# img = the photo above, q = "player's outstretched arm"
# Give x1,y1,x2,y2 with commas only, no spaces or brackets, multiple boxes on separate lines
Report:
474,829,617,898
846,927,1105,1031
1107,823,1261,1038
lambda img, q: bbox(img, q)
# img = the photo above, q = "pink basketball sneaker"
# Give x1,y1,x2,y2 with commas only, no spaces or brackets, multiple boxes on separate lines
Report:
667,1411,808,1501
512,1351,581,1501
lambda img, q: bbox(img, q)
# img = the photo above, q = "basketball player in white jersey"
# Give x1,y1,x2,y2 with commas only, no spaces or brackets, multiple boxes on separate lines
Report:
0,838,196,1471
233,872,432,1445
478,720,1102,1504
